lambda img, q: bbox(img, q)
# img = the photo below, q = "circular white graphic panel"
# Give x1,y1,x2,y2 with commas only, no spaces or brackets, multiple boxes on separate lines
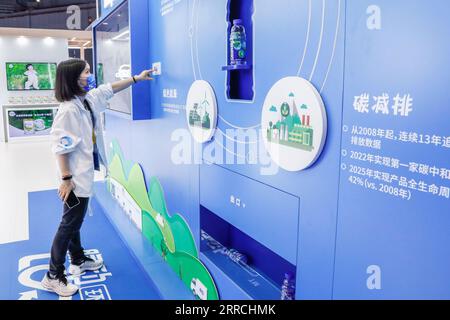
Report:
186,80,218,143
261,77,327,171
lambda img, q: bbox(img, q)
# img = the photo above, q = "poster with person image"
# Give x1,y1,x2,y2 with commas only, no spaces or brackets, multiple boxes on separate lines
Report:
5,62,57,91
6,108,58,140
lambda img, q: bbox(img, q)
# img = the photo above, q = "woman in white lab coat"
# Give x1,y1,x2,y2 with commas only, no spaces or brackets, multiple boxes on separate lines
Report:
41,58,153,297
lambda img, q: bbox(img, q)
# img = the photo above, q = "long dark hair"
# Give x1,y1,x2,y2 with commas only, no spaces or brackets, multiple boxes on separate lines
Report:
54,59,86,102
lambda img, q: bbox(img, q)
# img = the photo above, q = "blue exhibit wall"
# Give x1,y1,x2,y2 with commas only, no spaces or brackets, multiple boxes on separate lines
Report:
96,0,450,299
195,0,345,299
333,0,450,299
100,0,345,299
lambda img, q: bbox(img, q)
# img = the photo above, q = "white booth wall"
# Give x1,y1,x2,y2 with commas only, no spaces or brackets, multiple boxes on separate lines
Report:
0,36,68,142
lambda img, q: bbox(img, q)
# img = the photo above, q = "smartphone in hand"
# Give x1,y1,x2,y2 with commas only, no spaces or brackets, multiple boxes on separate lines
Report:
65,190,80,209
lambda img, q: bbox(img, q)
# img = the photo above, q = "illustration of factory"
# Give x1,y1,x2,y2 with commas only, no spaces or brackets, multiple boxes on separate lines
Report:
188,92,211,130
266,92,314,151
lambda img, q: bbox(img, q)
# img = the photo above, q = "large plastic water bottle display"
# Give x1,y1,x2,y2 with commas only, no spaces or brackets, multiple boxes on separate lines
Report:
230,19,247,65
280,272,296,300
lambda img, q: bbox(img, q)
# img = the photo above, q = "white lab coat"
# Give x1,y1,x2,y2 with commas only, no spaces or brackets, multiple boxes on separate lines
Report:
50,84,114,197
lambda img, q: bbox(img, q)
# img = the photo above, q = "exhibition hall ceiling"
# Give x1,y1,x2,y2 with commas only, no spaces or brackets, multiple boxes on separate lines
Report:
0,0,97,30
4,1,95,12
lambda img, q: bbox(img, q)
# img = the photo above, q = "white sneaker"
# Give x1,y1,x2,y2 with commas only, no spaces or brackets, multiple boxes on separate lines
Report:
68,257,104,276
41,272,79,297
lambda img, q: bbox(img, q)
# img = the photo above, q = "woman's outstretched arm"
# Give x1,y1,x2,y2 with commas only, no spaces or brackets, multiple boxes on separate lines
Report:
111,69,154,94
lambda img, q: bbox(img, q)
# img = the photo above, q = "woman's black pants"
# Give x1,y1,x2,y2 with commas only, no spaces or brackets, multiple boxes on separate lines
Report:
49,197,89,276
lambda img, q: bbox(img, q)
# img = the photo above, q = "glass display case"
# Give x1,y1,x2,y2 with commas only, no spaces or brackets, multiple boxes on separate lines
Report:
94,1,131,115
93,0,150,120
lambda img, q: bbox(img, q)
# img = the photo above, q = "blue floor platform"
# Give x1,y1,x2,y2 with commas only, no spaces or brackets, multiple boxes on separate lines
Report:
0,188,168,300
92,181,194,300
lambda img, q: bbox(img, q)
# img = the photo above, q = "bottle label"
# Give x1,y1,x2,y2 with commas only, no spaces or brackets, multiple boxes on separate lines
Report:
230,31,246,64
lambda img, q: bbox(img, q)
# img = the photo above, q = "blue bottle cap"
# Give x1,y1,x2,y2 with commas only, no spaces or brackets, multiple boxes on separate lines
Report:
233,19,243,25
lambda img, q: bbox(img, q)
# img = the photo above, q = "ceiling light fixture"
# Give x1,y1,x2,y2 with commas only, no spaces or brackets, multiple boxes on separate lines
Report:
44,37,55,45
17,36,28,45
